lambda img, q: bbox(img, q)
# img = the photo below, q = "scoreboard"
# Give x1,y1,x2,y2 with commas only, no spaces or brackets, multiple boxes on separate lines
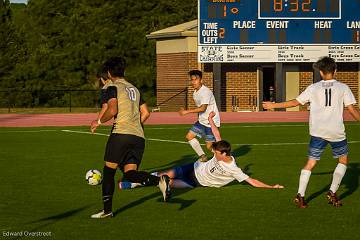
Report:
198,0,360,62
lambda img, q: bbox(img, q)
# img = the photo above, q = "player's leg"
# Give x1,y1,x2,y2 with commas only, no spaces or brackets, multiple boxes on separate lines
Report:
156,162,198,189
294,136,326,208
327,139,348,207
91,161,117,218
123,163,160,186
171,179,194,188
117,163,166,190
123,165,171,202
92,134,122,218
204,125,217,160
186,122,206,160
154,168,177,178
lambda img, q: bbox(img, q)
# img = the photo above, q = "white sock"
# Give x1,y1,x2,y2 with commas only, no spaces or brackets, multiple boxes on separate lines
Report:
188,138,205,156
329,163,347,193
298,169,311,197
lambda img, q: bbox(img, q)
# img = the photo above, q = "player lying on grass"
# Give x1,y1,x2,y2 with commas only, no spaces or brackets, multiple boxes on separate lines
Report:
263,56,360,208
119,112,284,190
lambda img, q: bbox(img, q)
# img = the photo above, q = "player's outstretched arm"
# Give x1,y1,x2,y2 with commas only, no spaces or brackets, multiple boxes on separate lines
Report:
178,104,208,116
245,177,284,189
208,111,221,141
262,99,300,110
347,104,360,121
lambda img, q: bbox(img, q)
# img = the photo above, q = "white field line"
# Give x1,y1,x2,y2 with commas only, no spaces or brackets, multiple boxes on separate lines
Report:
61,129,360,146
0,129,58,133
145,124,308,130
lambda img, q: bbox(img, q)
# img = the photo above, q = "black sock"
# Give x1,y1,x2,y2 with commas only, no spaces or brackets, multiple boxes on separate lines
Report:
123,170,160,186
102,165,116,213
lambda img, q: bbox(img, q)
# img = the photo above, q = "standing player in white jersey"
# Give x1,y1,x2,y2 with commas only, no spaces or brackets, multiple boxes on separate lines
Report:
263,56,360,208
179,70,220,162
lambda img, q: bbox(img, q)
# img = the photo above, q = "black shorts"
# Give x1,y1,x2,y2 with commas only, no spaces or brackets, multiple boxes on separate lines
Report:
104,133,145,171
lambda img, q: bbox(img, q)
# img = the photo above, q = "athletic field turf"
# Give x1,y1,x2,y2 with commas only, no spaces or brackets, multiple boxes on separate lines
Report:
1,123,359,239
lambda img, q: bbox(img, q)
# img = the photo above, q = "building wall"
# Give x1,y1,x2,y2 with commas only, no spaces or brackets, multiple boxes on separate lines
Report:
336,63,359,107
156,52,200,111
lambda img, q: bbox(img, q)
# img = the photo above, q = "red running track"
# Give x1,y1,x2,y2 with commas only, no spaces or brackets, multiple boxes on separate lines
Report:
0,111,357,127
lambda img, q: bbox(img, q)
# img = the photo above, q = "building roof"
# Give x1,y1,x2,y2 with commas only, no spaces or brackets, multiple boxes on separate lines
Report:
146,20,197,39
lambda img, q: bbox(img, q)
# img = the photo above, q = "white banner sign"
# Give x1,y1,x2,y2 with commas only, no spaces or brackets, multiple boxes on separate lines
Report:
198,45,360,62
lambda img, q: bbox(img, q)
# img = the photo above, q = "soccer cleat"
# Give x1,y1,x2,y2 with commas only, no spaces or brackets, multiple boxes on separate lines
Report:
326,191,342,207
294,193,308,208
159,175,171,202
91,210,113,219
199,154,208,162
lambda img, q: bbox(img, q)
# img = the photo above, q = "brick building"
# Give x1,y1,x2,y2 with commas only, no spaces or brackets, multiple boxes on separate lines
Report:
147,20,360,112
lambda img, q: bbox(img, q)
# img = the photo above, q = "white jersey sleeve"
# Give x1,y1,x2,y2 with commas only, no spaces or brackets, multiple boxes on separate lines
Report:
343,85,356,106
296,85,312,105
231,166,250,183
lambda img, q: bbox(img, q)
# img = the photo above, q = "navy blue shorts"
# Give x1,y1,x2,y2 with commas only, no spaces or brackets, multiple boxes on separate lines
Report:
173,162,200,188
189,121,216,142
308,136,348,160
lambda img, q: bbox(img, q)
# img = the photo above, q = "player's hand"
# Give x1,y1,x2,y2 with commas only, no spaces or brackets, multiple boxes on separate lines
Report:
272,184,284,189
178,107,187,116
262,101,274,110
90,120,99,133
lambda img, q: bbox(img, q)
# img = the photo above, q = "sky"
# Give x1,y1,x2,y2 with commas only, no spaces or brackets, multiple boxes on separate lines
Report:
10,0,27,3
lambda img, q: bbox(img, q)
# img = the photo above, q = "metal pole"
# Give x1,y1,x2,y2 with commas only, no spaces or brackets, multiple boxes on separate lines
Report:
69,90,72,112
8,90,11,113
275,63,284,111
213,63,222,111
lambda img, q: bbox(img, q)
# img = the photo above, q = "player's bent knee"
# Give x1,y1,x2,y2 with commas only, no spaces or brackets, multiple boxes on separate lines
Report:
338,155,348,165
105,161,118,169
304,159,317,170
186,133,195,141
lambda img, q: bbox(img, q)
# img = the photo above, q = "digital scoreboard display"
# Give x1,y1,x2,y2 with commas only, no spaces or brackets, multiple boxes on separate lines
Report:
198,0,360,62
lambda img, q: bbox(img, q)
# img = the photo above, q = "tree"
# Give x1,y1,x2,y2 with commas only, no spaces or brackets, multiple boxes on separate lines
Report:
4,0,198,107
0,0,19,88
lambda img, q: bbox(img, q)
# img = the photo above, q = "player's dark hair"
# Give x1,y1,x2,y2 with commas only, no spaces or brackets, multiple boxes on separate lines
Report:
96,64,109,80
313,56,337,74
212,140,231,156
105,56,126,78
189,70,202,79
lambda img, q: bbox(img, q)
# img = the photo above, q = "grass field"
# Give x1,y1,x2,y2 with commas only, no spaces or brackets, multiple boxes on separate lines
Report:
1,123,359,240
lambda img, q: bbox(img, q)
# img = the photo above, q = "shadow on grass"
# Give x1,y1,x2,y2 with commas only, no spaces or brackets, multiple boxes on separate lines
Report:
30,205,91,223
15,205,92,239
232,145,251,158
144,154,196,173
339,163,359,200
306,163,359,203
113,187,196,216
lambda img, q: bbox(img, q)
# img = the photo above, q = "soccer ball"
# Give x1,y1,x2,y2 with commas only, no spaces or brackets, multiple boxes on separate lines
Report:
86,169,102,186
